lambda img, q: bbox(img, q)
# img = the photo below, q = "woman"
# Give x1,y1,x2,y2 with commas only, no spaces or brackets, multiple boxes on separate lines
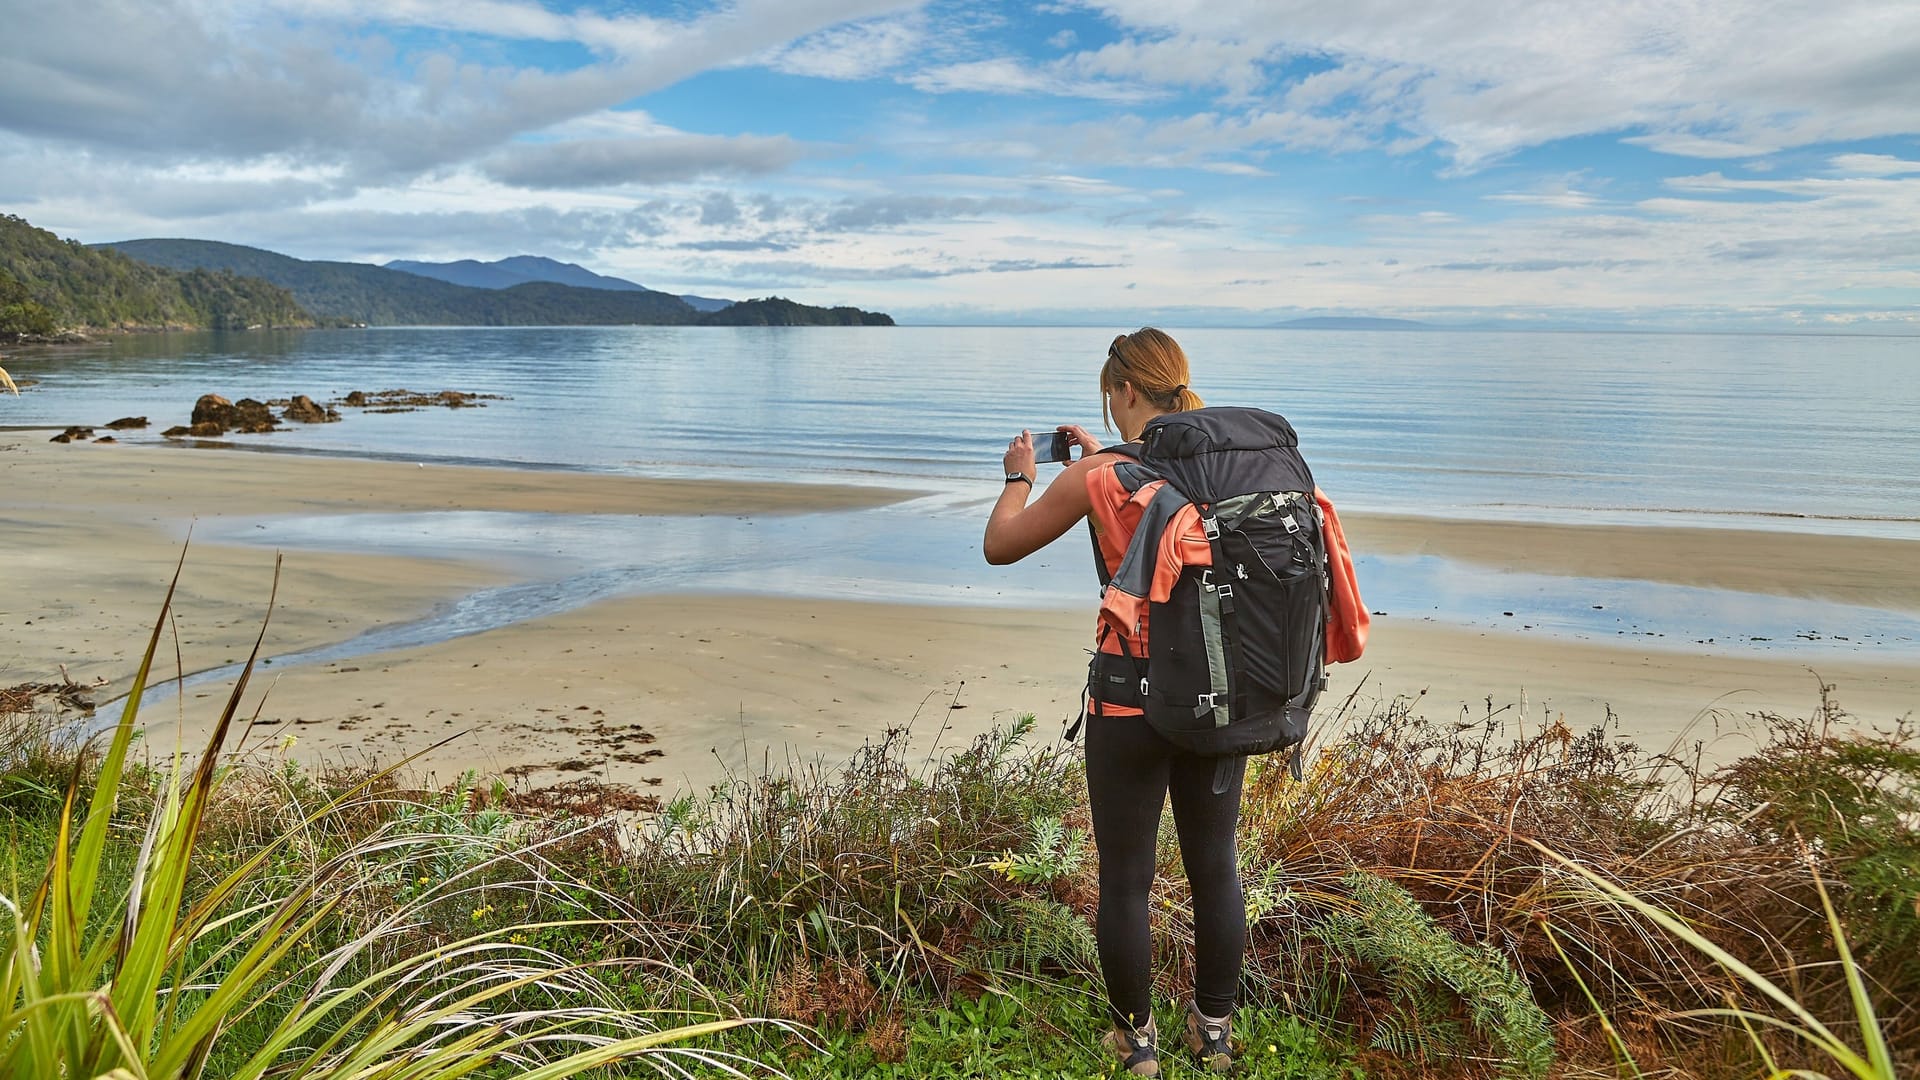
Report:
984,328,1364,1076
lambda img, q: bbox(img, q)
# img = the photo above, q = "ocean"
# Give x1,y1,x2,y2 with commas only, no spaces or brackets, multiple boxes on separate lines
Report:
7,326,1919,659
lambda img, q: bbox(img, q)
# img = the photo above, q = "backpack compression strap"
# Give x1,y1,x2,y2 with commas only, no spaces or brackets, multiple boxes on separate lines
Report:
1197,506,1249,726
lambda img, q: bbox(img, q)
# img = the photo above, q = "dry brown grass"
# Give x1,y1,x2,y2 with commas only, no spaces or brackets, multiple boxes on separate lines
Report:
1212,686,1918,1077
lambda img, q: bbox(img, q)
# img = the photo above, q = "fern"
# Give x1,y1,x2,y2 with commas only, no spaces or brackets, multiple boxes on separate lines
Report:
1312,870,1554,1078
988,814,1089,884
969,897,1099,976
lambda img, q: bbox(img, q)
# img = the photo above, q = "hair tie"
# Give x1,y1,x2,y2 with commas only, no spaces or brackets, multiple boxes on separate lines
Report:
1171,384,1186,395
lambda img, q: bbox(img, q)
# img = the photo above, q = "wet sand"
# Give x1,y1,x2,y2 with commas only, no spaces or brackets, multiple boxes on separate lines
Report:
5,438,1916,795
170,597,1917,796
1,438,914,702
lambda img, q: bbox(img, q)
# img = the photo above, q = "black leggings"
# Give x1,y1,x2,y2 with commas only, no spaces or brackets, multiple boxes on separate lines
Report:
1085,713,1246,1028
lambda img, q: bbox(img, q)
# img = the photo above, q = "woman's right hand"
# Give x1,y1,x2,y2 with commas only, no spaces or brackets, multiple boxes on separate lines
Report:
1058,424,1103,458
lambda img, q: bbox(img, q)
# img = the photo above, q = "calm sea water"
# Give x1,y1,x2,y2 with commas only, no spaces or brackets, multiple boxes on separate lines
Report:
9,326,1918,532
9,326,1920,659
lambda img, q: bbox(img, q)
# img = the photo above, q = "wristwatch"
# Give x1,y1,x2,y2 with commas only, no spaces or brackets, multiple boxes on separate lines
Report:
1004,471,1033,486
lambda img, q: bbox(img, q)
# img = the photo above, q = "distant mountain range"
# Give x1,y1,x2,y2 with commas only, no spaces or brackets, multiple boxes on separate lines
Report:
84,237,890,328
1270,316,1432,330
385,255,733,312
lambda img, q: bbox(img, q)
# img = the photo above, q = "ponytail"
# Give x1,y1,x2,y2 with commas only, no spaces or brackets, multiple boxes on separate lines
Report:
1101,328,1201,429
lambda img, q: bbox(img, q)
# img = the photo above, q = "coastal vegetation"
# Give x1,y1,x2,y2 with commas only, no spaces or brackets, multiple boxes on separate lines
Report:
0,215,311,336
699,296,895,326
99,237,894,328
5,572,1912,1078
0,214,894,333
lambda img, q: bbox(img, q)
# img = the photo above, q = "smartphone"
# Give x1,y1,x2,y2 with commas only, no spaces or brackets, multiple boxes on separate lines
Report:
1029,429,1073,464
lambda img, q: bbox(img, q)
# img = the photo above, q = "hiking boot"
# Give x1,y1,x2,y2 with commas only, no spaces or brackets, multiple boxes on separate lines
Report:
1103,1016,1160,1076
1184,1003,1233,1072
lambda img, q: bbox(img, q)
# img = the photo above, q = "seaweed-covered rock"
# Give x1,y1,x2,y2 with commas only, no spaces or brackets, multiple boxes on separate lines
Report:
282,394,340,423
231,398,278,433
191,394,233,426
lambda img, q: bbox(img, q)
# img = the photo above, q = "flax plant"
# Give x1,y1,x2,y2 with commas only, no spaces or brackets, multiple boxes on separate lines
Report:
0,552,766,1079
1526,835,1897,1080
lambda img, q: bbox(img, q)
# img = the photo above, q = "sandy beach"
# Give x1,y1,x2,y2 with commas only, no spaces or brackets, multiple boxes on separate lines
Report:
5,436,1916,796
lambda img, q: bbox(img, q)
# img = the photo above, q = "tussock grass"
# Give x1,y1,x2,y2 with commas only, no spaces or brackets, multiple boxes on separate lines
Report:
615,716,1095,1012
0,556,780,1080
6,575,1911,1078
1226,686,1916,1077
578,683,1914,1078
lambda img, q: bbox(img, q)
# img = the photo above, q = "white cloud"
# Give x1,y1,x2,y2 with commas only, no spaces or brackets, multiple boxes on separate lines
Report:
482,133,806,188
1829,153,1920,177
760,16,924,79
1057,1,1920,168
1619,133,1777,159
0,0,918,183
907,58,1155,101
1061,35,1277,99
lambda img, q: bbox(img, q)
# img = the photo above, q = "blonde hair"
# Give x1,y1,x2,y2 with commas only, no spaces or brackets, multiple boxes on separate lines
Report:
1100,327,1203,432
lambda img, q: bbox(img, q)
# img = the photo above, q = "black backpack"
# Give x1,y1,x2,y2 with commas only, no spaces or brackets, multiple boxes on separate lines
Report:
1082,407,1330,787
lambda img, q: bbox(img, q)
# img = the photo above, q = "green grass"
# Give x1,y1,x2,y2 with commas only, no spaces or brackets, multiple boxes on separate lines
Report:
5,566,1915,1079
0,557,769,1080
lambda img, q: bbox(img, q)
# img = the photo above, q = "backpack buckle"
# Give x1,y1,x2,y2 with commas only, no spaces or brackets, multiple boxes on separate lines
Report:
1195,692,1220,709
1201,514,1220,540
1140,677,1152,698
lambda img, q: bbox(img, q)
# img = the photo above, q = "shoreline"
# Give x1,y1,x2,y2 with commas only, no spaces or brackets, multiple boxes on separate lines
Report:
131,595,1918,798
5,438,1916,796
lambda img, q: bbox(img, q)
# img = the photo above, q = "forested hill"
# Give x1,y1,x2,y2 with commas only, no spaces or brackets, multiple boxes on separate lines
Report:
102,238,893,327
0,215,311,335
102,239,693,326
702,296,894,326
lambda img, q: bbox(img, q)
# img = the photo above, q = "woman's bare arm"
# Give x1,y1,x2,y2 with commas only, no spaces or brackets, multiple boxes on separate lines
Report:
983,443,1105,564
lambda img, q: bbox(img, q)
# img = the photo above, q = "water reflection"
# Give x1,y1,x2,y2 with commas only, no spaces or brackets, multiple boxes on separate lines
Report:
187,504,1920,669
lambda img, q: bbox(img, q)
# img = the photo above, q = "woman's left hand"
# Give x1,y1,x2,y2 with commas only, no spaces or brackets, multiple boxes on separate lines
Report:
1058,423,1102,458
1003,431,1036,480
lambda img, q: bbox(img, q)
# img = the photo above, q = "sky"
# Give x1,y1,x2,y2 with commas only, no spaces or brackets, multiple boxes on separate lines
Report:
3,1,1919,329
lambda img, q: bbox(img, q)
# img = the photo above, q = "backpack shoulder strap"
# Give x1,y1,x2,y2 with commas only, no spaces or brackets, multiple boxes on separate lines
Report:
1084,444,1148,588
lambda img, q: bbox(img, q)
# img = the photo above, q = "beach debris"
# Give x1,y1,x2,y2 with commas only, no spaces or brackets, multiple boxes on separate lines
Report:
48,425,94,443
104,416,147,429
505,778,661,816
93,435,115,444
0,674,103,716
